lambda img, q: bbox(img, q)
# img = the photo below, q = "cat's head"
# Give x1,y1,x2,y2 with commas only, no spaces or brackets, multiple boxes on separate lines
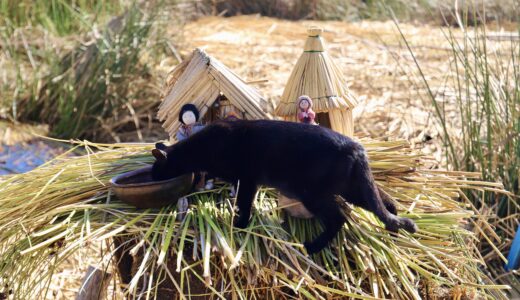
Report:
151,142,182,181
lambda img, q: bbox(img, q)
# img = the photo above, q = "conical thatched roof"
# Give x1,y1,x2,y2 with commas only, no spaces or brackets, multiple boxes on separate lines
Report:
158,48,272,138
275,28,358,116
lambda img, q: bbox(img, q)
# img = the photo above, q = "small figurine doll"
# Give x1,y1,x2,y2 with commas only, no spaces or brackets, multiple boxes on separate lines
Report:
176,104,205,141
296,95,317,125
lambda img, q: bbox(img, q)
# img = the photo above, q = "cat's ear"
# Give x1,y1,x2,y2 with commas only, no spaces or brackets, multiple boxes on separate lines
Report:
155,142,167,150
152,149,167,161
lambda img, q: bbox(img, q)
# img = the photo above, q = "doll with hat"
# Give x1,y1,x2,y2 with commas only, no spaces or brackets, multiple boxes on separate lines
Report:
296,95,317,125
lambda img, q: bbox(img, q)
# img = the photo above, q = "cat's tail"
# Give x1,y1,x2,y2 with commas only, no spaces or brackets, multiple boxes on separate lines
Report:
343,152,417,234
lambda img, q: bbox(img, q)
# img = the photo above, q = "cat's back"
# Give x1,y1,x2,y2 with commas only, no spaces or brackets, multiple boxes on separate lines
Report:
208,119,360,153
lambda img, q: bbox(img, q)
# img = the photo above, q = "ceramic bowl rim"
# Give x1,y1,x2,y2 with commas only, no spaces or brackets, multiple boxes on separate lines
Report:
109,165,187,188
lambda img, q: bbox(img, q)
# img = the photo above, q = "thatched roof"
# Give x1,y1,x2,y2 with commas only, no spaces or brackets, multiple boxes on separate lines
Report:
158,48,272,138
275,28,358,116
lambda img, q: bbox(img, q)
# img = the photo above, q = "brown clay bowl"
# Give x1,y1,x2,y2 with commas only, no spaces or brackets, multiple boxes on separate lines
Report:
110,166,194,208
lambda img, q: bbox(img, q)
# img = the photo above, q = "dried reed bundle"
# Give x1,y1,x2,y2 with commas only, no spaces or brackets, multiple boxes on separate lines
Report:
0,139,510,299
275,27,358,136
158,49,273,139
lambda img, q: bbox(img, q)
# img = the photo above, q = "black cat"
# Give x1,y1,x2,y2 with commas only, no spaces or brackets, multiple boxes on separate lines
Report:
151,120,417,254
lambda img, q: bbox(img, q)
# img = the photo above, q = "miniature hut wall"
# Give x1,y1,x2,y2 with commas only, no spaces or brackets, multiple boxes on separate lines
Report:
275,28,357,137
158,48,272,140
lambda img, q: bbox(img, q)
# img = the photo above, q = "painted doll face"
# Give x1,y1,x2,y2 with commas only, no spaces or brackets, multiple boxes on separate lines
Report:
299,99,310,110
181,111,196,125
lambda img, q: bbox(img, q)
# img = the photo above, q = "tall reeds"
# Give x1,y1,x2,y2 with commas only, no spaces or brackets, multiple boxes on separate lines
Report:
388,1,520,292
17,4,160,141
1,2,173,142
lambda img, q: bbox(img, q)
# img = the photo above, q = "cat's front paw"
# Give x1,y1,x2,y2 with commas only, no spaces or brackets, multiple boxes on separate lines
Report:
233,217,249,229
303,240,324,255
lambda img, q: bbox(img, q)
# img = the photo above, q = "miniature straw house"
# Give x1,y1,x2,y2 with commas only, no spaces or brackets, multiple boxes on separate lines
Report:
158,48,273,141
275,28,358,136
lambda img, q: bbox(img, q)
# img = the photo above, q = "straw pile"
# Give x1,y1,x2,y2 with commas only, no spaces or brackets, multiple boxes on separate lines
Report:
276,27,358,136
0,139,510,299
158,48,273,139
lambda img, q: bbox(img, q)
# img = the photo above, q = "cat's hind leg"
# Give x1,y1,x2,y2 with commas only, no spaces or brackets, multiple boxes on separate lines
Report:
344,160,417,234
355,184,416,234
377,186,398,215
301,195,346,254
